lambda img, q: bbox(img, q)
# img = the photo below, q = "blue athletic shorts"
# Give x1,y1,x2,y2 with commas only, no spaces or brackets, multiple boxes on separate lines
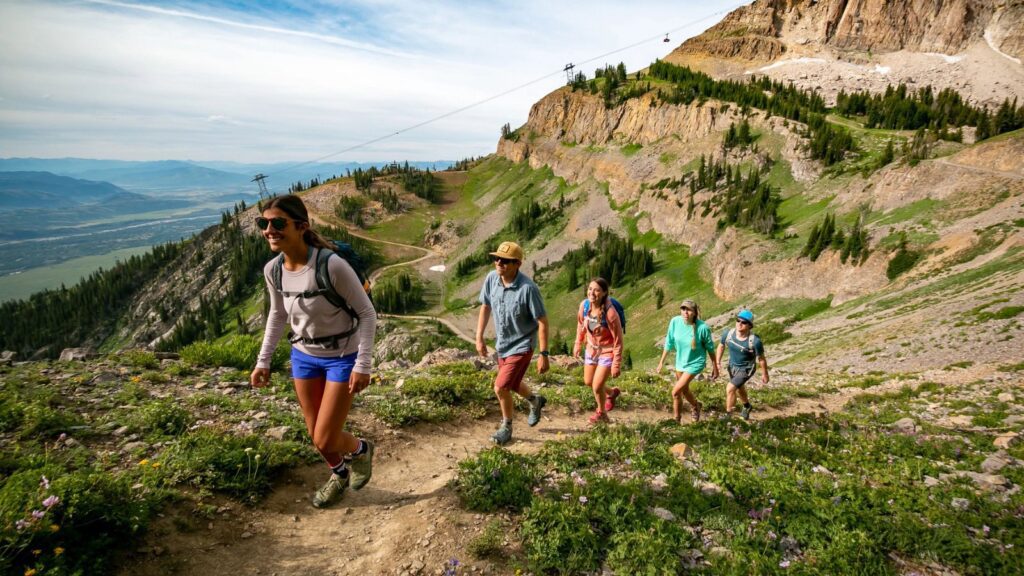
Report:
291,348,359,382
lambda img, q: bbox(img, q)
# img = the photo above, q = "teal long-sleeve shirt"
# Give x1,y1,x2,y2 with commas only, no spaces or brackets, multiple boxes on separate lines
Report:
664,317,715,374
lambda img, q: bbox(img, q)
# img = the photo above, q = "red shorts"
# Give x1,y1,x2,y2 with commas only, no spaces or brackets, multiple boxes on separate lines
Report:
495,350,534,393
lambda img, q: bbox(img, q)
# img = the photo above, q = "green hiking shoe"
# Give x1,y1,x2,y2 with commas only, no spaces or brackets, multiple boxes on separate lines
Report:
349,440,375,491
740,405,752,421
527,394,546,427
491,422,512,446
312,472,349,508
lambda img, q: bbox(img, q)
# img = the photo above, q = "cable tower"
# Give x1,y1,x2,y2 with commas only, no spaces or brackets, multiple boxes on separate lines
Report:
251,173,269,198
563,63,575,85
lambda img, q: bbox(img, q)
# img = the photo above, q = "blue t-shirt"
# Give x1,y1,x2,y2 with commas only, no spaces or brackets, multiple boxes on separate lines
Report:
664,317,715,374
479,270,547,358
720,329,765,370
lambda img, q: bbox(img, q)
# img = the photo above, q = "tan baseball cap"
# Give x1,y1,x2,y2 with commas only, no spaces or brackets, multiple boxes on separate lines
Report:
489,241,524,261
679,299,698,311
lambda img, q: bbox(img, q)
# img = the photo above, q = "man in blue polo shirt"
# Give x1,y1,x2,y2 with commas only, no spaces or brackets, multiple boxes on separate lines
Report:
476,240,549,445
715,308,769,420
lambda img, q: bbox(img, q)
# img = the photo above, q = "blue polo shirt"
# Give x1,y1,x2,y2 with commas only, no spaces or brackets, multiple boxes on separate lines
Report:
479,270,547,358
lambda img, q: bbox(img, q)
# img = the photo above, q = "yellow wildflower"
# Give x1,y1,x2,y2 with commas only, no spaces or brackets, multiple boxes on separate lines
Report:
25,569,37,576
139,459,149,466
49,524,60,533
54,547,65,556
151,462,161,468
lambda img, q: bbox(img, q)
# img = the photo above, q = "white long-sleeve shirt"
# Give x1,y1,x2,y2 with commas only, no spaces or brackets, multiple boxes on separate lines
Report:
256,247,376,374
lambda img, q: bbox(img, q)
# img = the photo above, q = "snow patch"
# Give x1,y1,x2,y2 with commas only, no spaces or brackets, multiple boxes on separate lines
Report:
924,52,963,64
985,29,1023,65
746,57,827,74
873,65,891,75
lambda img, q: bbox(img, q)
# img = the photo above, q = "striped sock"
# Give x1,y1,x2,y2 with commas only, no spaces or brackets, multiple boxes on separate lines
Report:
330,461,349,478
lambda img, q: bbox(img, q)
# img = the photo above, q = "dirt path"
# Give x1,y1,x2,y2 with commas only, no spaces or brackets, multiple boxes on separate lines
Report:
120,376,910,576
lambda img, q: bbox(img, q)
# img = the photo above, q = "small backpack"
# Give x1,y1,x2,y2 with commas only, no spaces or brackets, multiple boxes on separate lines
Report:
270,241,372,345
726,328,756,354
583,297,626,334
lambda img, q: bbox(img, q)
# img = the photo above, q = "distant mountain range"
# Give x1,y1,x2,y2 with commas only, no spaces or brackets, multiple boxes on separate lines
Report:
0,171,144,209
0,158,456,196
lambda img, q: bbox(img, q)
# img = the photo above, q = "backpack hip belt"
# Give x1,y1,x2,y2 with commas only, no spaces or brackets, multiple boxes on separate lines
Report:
288,325,359,348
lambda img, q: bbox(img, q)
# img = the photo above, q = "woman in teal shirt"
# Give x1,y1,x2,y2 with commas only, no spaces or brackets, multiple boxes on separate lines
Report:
657,299,719,423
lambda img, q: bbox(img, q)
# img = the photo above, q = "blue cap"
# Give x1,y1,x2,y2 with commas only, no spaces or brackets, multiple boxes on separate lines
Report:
736,309,755,325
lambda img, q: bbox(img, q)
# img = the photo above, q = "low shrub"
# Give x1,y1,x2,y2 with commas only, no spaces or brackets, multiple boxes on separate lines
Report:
520,498,601,574
454,447,538,512
181,335,288,370
159,429,310,501
0,466,155,576
117,349,159,370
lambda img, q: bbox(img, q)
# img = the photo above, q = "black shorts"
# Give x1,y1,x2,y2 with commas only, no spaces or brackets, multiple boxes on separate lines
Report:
728,365,755,388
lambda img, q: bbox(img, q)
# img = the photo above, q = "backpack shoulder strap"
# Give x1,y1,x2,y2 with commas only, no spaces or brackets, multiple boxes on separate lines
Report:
582,299,591,317
271,254,285,292
315,248,360,320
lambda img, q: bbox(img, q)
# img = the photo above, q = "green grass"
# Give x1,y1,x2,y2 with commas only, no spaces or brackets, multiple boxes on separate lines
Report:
453,372,1021,575
621,143,643,157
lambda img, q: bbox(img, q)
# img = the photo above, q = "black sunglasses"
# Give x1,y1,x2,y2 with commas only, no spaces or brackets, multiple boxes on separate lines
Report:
255,216,293,231
493,257,518,265
738,319,752,326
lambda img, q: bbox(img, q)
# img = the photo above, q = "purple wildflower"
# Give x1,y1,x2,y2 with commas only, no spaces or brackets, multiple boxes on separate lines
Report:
983,525,990,535
779,560,791,568
39,476,50,490
31,510,45,520
15,519,28,531
579,496,588,504
42,496,59,508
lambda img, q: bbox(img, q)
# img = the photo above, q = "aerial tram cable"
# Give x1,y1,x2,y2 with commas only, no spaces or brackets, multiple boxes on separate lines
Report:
257,4,742,188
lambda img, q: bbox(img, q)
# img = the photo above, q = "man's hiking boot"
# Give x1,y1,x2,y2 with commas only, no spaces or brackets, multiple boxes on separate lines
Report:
691,402,703,423
348,440,375,490
719,412,732,421
740,405,751,421
312,472,348,508
527,395,546,427
588,410,610,425
604,387,621,412
491,422,513,445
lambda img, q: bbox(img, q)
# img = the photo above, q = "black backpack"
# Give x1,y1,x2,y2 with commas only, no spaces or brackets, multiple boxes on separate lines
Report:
270,241,372,346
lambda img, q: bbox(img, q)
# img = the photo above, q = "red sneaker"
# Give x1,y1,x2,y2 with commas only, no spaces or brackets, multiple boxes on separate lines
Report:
604,387,621,412
588,410,610,425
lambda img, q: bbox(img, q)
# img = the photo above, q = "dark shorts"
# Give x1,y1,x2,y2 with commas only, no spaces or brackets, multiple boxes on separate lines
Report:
495,350,534,393
728,365,755,388
291,348,358,382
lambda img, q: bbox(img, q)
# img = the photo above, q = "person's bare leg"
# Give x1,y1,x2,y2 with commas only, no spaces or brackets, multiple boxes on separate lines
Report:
592,366,610,414
311,380,360,459
726,383,738,414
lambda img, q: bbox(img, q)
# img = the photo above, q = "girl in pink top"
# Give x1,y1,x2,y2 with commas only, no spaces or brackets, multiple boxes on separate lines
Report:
572,278,624,424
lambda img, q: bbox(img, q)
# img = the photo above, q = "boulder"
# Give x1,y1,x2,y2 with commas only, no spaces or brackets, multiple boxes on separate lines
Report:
650,507,676,521
0,350,16,365
994,432,1020,449
415,348,475,368
891,417,917,434
670,443,695,463
265,426,291,441
59,347,99,362
550,355,583,369
997,392,1015,403
981,451,1012,474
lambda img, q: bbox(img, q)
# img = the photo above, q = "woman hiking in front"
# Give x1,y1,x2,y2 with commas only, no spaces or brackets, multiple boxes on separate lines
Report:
250,194,377,508
656,299,719,423
572,277,623,425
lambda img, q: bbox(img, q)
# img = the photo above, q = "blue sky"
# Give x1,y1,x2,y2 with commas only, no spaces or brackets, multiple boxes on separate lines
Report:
0,0,741,163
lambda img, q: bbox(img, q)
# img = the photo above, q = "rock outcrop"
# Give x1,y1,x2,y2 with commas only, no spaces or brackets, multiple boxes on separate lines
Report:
671,0,1023,62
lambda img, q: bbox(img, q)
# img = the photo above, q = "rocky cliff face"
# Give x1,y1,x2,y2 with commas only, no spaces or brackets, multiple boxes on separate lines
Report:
667,0,1024,107
673,0,1022,61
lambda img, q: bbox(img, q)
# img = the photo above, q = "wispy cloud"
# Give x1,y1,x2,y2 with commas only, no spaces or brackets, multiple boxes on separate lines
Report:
0,0,740,163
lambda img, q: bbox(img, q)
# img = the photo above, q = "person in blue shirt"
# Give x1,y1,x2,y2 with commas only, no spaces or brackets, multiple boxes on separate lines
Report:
715,308,769,420
476,241,549,445
656,299,719,423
